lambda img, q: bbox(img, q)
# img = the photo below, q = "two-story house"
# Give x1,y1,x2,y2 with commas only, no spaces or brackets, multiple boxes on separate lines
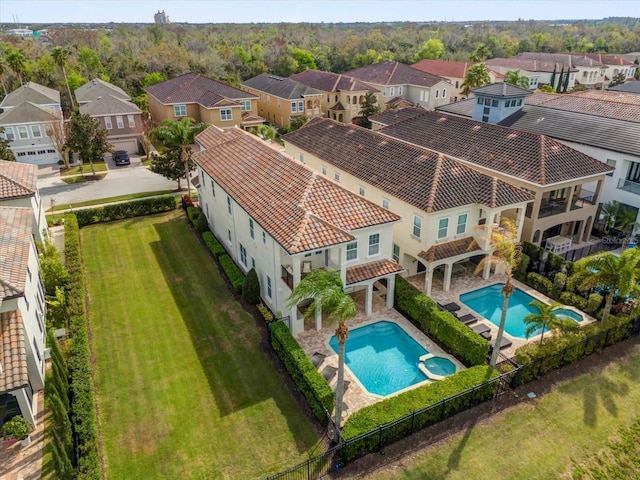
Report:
485,57,578,91
0,206,47,429
283,117,533,296
288,69,380,124
146,73,264,130
0,82,63,165
76,79,143,154
192,126,403,336
241,73,324,128
411,59,504,102
582,53,637,83
344,61,452,110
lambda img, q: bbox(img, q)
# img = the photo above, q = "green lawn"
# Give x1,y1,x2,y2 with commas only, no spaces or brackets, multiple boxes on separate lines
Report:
47,190,180,212
60,161,108,176
82,211,321,479
359,343,640,480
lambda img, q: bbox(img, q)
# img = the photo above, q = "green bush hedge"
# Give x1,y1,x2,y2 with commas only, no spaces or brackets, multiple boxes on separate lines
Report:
546,251,566,273
74,196,177,227
64,214,101,479
186,206,200,224
513,252,530,282
560,291,588,311
394,276,489,366
523,242,544,262
202,231,226,258
586,293,604,316
551,272,566,300
526,272,553,296
269,322,334,422
219,254,245,292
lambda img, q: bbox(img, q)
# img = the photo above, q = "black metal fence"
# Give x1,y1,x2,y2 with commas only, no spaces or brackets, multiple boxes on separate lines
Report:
555,239,619,263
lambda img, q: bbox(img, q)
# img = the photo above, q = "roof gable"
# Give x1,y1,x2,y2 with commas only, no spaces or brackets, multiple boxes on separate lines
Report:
0,160,37,200
0,81,60,108
75,78,130,103
0,101,61,125
242,73,322,99
146,72,257,105
289,69,379,93
79,94,142,116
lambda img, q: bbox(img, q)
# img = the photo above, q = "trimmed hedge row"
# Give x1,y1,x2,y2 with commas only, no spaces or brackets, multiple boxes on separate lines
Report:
526,272,553,297
341,366,499,457
74,196,177,227
64,214,101,479
269,322,334,422
394,276,489,366
202,231,226,258
219,254,245,292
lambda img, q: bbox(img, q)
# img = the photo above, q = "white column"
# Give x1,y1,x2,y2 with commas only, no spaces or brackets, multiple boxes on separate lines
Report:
515,207,525,241
315,304,322,331
365,284,373,316
424,266,434,296
292,256,301,287
12,389,36,428
482,257,492,279
339,247,347,287
386,276,395,309
443,263,452,291
290,306,304,336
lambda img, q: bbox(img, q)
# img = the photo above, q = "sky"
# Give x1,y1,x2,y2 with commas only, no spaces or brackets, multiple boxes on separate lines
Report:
0,0,638,25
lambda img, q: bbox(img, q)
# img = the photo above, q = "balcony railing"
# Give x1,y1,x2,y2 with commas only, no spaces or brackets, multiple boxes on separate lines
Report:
570,189,597,210
618,179,640,195
538,200,568,218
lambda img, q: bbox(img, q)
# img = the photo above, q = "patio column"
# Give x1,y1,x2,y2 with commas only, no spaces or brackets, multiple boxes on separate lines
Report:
365,283,373,316
386,275,395,309
12,389,36,428
290,306,304,336
515,207,526,241
443,263,453,292
315,304,322,330
292,256,301,288
482,257,492,279
424,265,434,296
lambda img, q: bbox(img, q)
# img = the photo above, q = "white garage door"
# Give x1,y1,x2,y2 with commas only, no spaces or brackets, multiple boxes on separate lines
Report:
110,139,138,154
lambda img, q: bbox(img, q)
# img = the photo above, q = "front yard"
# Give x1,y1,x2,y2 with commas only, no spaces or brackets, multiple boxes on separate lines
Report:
82,211,321,479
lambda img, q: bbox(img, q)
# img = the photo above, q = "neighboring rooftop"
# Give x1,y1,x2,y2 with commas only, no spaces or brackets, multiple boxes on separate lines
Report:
377,109,613,185
146,72,257,106
75,78,130,104
608,80,640,95
0,160,38,200
193,126,400,255
370,106,426,128
345,61,446,88
283,117,533,212
289,69,379,93
0,309,29,393
79,94,142,116
486,57,578,74
0,101,61,125
411,59,504,79
242,73,322,100
514,52,606,68
0,207,31,301
523,92,640,122
0,81,60,108
580,53,636,67
471,82,532,98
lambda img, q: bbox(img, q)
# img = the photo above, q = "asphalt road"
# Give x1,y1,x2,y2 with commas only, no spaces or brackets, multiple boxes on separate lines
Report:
38,155,184,209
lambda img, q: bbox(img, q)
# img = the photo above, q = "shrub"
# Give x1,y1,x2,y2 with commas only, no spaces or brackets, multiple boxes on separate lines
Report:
219,254,245,292
546,251,566,274
551,272,566,300
523,241,543,262
202,231,226,258
586,292,604,316
39,238,69,296
2,415,31,439
257,303,274,322
242,268,261,304
526,272,553,296
560,291,587,311
74,196,177,227
186,206,200,225
394,276,489,366
270,322,334,421
194,211,210,234
513,252,530,282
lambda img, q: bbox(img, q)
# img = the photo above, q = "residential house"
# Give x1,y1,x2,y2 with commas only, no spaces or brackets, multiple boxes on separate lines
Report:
283,117,533,296
146,73,263,130
76,79,143,154
0,159,48,244
438,87,639,233
580,53,637,83
608,80,640,95
343,61,452,110
485,57,578,91
289,69,380,124
192,126,403,335
411,59,504,102
0,82,63,165
241,73,324,128
0,206,47,429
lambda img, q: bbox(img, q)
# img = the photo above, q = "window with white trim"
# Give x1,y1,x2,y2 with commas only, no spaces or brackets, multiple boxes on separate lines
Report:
359,186,365,196
442,89,446,99
240,244,247,266
298,100,304,112
220,109,232,121
438,217,449,239
241,100,251,111
33,337,41,363
127,115,135,127
413,215,422,238
368,233,380,256
334,172,340,182
227,196,232,215
116,115,124,128
398,86,403,95
211,179,216,197
383,87,386,96
249,219,254,239
346,241,358,261
291,101,297,112
174,105,187,116
266,275,272,298
393,244,400,263
456,213,467,235
321,166,327,175
31,125,42,138
435,90,439,98
105,117,112,129
382,198,390,209
228,229,232,242
3,127,15,141
17,126,28,139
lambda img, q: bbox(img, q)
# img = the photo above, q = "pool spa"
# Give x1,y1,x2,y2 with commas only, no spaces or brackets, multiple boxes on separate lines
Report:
459,284,584,339
328,321,446,396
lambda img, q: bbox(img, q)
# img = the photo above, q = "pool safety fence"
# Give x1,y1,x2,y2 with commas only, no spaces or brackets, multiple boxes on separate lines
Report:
265,315,640,480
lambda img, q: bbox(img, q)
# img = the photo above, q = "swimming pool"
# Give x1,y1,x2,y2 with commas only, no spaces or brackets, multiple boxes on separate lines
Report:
329,321,428,396
459,284,583,339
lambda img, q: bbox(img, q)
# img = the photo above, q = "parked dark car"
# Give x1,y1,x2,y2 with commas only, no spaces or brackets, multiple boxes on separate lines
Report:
112,150,130,166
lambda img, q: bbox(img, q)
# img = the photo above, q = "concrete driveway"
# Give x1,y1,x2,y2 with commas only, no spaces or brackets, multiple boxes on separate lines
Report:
38,155,184,209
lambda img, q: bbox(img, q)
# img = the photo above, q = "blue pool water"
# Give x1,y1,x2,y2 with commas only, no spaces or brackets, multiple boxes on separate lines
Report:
554,308,584,322
460,284,583,339
329,321,428,396
423,357,457,377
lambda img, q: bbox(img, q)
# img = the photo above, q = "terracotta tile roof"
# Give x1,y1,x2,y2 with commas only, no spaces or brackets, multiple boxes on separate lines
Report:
193,127,400,254
283,117,532,212
289,69,379,93
418,236,480,263
386,97,414,108
345,61,445,88
412,59,504,79
0,160,37,200
524,92,640,122
240,111,265,124
0,81,60,108
75,78,130,103
0,309,28,393
514,52,606,68
242,73,322,99
146,72,256,106
379,110,613,185
329,102,345,111
486,57,578,74
346,258,405,285
0,207,31,300
79,94,141,116
370,107,425,127
581,53,635,67
0,101,61,125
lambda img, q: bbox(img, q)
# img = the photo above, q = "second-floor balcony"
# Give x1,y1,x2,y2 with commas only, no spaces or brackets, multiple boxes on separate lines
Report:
618,179,640,196
280,258,341,290
538,199,568,218
570,189,597,210
305,108,321,116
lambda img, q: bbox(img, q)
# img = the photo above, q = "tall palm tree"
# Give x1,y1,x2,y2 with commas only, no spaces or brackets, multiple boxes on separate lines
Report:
51,46,75,111
286,268,356,443
569,248,640,322
461,63,491,97
469,43,492,63
524,301,579,345
471,218,521,367
6,48,26,85
504,69,530,89
151,117,207,198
